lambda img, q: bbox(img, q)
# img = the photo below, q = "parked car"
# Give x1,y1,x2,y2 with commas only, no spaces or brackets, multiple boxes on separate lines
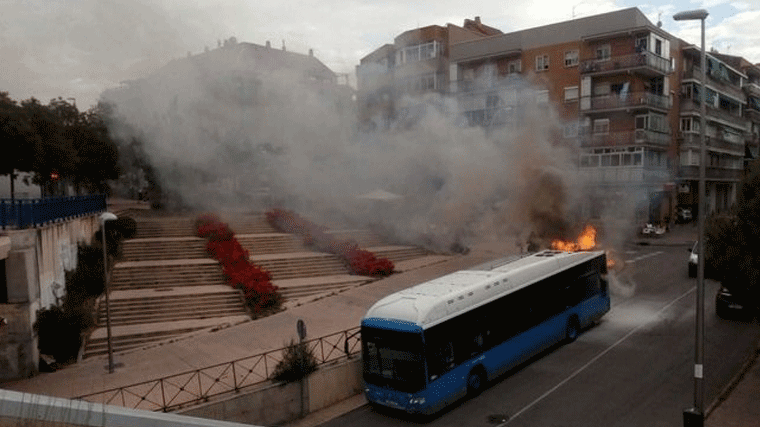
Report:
716,287,756,321
676,207,693,223
641,223,667,237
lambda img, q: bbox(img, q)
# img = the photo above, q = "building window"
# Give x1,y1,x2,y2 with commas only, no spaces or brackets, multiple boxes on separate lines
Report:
507,60,521,74
636,115,649,130
593,118,609,134
655,39,662,56
564,121,579,138
396,41,440,66
564,50,579,67
680,117,699,133
636,36,648,52
596,44,611,61
580,154,600,167
535,54,549,71
593,83,610,97
535,90,549,104
564,86,579,102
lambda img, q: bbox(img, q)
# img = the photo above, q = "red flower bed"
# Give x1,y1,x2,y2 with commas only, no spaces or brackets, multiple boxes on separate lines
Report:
196,214,282,315
266,208,394,277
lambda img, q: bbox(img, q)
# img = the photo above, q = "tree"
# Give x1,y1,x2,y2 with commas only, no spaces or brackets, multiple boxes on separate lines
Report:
705,160,760,309
21,97,77,195
0,92,34,199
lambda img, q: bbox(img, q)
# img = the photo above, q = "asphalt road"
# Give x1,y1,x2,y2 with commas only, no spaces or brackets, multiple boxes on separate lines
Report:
319,244,760,427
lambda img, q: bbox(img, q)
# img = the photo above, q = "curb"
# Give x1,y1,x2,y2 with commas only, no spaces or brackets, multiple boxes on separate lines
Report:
705,339,760,418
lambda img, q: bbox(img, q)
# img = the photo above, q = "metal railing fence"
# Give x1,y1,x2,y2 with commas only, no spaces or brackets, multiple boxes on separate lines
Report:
75,326,362,412
0,195,106,229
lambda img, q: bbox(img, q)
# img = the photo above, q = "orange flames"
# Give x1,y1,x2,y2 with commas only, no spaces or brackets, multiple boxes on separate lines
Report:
551,224,597,252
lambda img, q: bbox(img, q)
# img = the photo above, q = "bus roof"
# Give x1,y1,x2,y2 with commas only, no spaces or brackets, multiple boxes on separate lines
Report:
363,250,605,330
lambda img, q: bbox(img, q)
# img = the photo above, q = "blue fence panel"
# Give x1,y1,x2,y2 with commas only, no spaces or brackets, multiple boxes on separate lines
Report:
0,195,107,229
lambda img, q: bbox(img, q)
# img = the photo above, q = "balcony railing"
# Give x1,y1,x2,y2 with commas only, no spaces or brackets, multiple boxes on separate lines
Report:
746,107,760,123
679,165,743,181
582,91,671,112
682,67,744,101
743,82,760,98
580,129,672,148
680,98,749,128
0,195,106,229
580,51,673,76
678,132,745,156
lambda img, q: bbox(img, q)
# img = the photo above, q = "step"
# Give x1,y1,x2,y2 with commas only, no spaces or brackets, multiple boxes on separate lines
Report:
83,328,206,358
97,309,248,327
83,316,250,358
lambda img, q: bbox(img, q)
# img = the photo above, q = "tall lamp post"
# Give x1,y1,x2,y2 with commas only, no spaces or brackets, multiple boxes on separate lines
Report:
673,8,708,427
100,212,118,373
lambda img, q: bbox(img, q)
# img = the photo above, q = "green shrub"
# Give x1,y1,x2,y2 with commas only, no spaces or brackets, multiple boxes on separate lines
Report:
33,306,83,364
115,217,138,239
271,339,318,383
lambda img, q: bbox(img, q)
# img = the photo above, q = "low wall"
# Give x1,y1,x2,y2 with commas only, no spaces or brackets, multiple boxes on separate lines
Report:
0,389,258,427
0,215,99,381
180,357,363,426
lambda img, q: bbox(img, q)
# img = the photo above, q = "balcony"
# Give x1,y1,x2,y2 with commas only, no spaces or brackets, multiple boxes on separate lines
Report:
744,82,760,98
678,132,745,156
579,51,672,77
679,166,743,181
681,67,744,101
582,92,671,113
580,129,672,148
680,98,749,128
746,107,760,123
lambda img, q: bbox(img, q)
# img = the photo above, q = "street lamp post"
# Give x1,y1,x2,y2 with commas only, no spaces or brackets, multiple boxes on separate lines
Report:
100,212,118,373
673,8,708,427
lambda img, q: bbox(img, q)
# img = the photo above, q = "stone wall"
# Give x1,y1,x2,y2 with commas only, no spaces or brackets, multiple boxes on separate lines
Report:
0,215,99,381
181,357,363,426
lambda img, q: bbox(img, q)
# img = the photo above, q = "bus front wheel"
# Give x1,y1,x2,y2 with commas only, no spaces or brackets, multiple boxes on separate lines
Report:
565,317,579,342
467,369,485,396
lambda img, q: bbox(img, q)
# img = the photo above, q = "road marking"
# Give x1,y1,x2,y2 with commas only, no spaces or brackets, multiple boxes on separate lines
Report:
500,285,696,425
625,251,663,264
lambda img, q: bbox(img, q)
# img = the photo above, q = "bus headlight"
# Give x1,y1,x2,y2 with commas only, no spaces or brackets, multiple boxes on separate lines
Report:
409,397,425,405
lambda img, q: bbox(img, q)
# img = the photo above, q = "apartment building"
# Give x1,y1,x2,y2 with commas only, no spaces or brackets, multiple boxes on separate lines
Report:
675,49,752,213
445,7,758,223
449,8,677,222
710,53,760,174
356,17,501,131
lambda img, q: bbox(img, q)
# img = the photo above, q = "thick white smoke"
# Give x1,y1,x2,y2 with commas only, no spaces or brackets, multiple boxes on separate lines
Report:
102,44,595,253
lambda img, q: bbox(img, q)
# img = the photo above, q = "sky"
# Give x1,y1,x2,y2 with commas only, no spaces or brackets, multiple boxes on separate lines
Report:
0,0,758,110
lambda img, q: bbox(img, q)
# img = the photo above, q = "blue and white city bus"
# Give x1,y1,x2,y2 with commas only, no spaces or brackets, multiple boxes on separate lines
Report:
360,250,610,415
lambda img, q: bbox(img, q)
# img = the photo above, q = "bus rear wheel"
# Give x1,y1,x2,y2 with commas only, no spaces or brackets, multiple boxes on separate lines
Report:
565,317,579,342
467,370,485,396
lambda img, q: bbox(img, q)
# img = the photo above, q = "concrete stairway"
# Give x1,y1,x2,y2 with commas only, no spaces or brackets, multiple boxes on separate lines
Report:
95,288,246,327
120,237,207,262
83,212,433,359
110,260,226,290
251,252,349,280
133,217,196,239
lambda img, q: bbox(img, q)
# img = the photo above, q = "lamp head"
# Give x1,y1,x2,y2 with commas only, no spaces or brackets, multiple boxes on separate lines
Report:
673,9,708,21
100,212,118,223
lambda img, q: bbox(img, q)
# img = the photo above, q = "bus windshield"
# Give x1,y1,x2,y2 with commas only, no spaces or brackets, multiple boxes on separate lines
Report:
362,327,426,393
